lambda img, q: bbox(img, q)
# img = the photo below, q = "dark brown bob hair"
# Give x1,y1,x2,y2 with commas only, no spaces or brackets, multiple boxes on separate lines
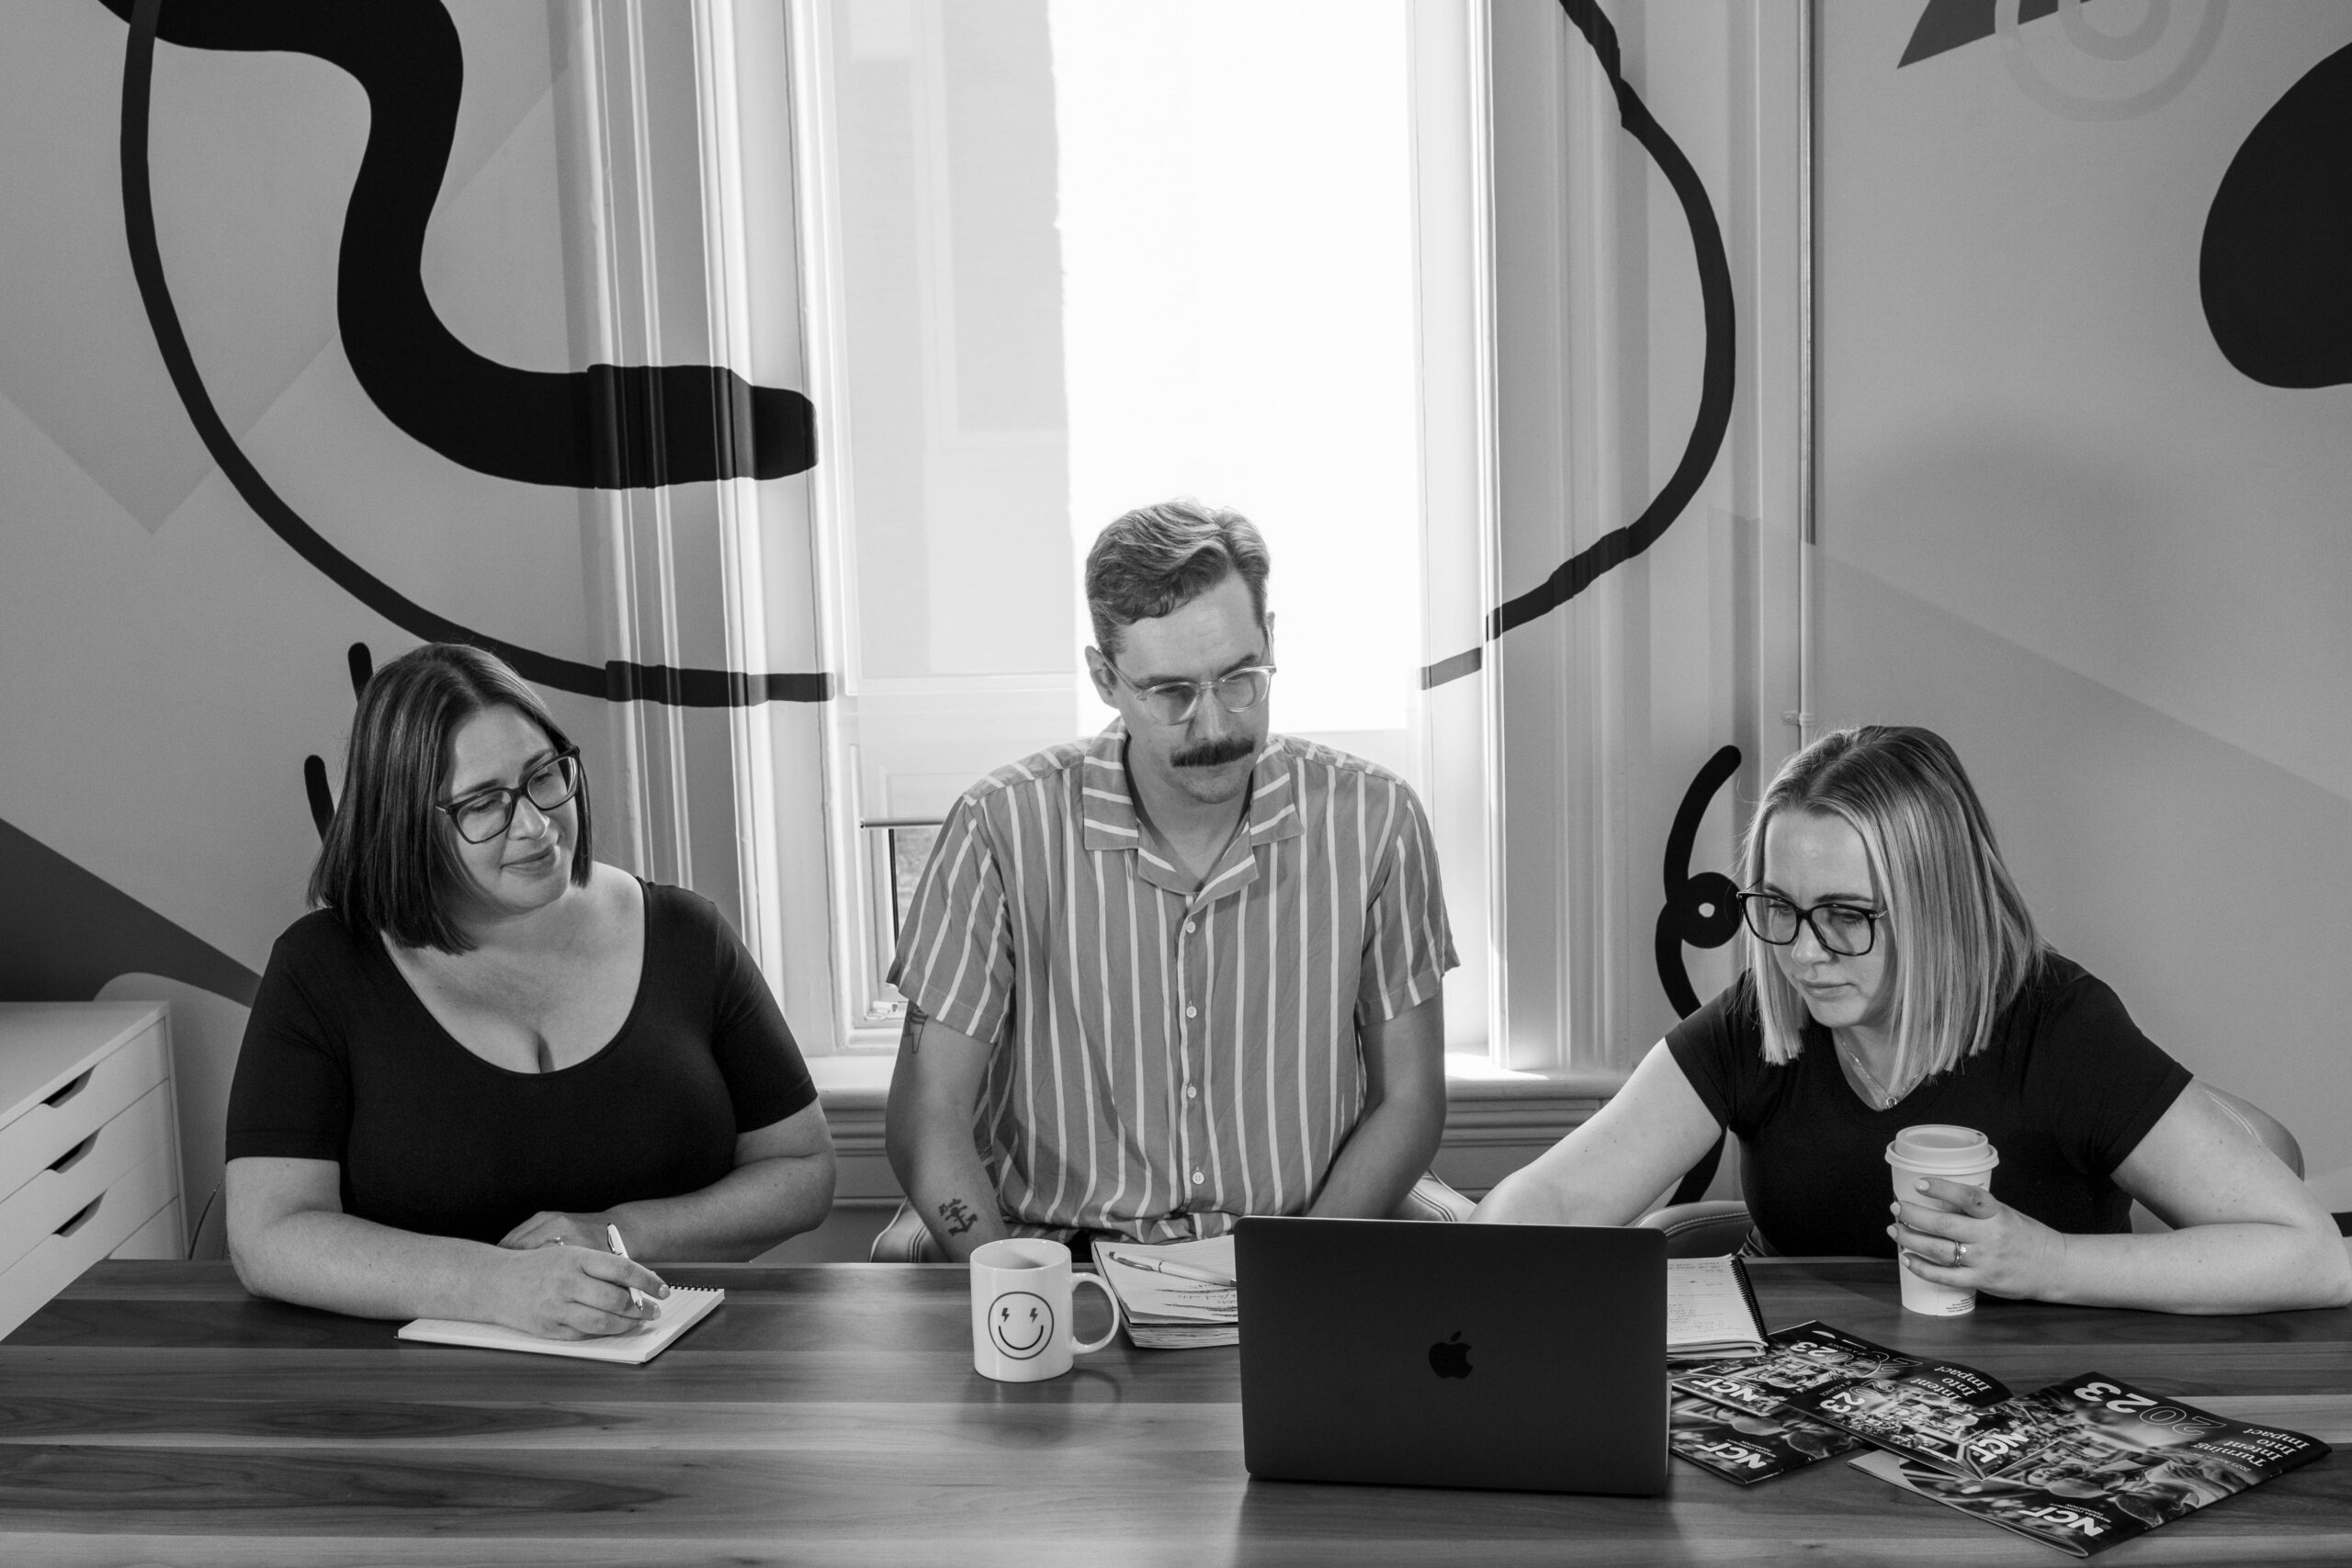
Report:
1084,498,1271,660
308,643,593,953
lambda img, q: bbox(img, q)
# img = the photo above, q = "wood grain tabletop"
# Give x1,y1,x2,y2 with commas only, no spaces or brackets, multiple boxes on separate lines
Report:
2,1258,2347,1566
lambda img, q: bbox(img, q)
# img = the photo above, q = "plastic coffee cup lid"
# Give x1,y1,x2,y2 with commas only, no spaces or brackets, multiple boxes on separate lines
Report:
1886,1124,1999,1171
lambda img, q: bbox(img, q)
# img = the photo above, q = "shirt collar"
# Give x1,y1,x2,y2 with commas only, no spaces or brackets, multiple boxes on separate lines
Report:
1079,725,1306,896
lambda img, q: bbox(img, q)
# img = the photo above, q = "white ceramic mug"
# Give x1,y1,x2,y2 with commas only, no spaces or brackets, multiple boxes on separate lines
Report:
969,1237,1122,1382
1887,1124,2001,1316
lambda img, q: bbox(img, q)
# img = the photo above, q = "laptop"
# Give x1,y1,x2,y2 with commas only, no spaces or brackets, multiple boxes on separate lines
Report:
1234,1216,1667,1495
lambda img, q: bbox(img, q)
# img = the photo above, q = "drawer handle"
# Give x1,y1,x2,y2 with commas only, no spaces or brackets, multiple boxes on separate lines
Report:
49,1133,98,1174
55,1193,102,1239
42,1070,93,1109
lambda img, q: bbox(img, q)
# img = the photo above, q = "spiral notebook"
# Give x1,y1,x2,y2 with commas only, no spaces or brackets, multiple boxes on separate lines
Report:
1667,1257,1767,1361
396,1285,724,1364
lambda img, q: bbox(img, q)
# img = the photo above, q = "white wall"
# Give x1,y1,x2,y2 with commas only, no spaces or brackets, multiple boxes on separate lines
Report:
1815,3,2352,1183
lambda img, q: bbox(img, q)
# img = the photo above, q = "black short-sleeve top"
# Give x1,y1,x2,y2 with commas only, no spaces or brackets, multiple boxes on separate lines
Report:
225,881,818,1244
1664,953,2191,1258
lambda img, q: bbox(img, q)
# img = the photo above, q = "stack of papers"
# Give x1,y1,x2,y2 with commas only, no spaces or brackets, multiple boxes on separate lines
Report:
1092,1235,1238,1348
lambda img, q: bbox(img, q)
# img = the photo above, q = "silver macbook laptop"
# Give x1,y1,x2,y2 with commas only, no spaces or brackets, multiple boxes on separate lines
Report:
1234,1216,1668,1495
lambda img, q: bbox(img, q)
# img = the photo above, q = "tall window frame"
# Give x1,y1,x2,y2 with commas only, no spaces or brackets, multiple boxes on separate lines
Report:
770,0,1502,1061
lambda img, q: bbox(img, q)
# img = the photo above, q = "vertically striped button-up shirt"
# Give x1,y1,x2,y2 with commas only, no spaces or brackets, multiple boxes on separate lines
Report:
888,724,1456,1244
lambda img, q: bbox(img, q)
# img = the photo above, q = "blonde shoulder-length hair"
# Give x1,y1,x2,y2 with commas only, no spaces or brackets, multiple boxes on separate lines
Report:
1742,726,2045,1088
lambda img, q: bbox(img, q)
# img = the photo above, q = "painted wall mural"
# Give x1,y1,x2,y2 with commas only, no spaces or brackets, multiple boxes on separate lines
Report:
103,0,829,707
300,644,376,840
2201,39,2352,389
1419,0,1735,694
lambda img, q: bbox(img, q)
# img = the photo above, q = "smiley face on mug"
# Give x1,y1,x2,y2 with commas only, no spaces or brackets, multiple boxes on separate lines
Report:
989,1292,1055,1360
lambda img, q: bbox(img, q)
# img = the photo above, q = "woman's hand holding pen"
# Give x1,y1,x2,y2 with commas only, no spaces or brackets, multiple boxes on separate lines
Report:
481,1232,669,1339
498,1209,616,1251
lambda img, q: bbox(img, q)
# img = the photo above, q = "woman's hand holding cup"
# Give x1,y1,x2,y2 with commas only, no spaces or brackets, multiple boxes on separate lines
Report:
1891,1176,2065,1305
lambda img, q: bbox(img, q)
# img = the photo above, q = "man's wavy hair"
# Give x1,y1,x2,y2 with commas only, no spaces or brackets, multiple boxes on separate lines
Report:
1083,498,1271,660
309,643,593,953
1742,725,2043,1088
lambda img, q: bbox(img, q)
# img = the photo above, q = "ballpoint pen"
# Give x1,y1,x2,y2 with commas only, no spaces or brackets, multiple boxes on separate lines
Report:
1113,1253,1236,1288
606,1224,648,1311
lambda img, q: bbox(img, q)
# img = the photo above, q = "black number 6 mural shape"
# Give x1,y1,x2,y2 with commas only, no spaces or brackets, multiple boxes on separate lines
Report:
105,0,829,707
1655,744,1744,1021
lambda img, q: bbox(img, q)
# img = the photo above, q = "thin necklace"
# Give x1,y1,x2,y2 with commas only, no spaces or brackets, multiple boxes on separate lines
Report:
1837,1035,1909,1110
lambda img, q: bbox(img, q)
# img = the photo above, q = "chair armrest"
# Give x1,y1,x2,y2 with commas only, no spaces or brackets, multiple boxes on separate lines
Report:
1635,1200,1753,1258
1392,1172,1476,1223
867,1200,942,1262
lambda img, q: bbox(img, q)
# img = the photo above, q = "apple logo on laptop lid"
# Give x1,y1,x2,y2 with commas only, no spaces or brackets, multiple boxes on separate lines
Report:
1429,1332,1473,1379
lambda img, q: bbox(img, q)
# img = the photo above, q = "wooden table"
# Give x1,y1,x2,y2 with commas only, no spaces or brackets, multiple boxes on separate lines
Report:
3,1258,2349,1565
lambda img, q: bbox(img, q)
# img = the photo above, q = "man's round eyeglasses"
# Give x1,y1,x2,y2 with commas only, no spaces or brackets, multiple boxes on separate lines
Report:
1103,660,1276,727
437,750,582,844
1736,892,1886,958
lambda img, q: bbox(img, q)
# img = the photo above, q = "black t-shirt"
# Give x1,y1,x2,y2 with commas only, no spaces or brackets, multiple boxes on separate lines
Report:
1665,953,2190,1258
225,881,818,1244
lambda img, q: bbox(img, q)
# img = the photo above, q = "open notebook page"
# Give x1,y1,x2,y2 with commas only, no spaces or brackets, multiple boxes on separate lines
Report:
397,1285,725,1365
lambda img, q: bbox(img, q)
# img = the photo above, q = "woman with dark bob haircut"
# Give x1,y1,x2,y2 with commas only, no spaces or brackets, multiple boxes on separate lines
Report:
225,644,833,1338
1476,725,2350,1314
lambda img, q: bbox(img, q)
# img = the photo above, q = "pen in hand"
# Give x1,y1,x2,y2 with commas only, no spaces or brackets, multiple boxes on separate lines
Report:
606,1224,649,1312
1113,1253,1237,1288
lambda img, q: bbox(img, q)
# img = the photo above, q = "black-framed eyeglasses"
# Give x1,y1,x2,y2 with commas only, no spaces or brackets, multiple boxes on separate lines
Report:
1736,891,1886,958
436,750,582,844
1103,660,1276,727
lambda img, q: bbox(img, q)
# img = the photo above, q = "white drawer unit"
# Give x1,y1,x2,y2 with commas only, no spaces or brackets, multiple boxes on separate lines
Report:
0,1003,185,1338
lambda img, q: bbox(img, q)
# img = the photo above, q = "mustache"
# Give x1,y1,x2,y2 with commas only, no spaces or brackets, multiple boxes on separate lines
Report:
1170,736,1258,770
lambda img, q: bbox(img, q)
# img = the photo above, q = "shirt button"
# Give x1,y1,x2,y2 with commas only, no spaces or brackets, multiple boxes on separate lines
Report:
1184,920,1196,934
1191,1170,1205,1185
1185,1085,1198,1100
1185,1005,1197,1019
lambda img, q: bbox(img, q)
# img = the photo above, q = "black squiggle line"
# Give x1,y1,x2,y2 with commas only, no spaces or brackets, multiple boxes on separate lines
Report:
1419,0,1736,687
114,0,830,705
100,0,813,489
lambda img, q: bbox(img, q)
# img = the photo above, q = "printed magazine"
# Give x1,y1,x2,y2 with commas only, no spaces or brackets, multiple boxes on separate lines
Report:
1667,1322,2324,1554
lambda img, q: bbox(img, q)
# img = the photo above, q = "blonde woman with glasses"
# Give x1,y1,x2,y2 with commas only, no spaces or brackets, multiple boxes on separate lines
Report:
1475,725,2350,1314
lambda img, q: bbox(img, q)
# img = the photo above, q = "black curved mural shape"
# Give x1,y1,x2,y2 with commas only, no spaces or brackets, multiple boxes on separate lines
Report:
2201,40,2352,390
99,0,812,488
1654,743,1744,1021
301,643,377,840
112,0,830,706
1656,743,1742,1205
1420,0,1736,688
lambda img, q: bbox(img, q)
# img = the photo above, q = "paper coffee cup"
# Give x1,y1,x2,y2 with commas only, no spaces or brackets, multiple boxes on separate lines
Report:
1886,1125,2000,1316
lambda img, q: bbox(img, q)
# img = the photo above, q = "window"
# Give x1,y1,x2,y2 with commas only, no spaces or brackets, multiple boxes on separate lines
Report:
783,0,1495,1056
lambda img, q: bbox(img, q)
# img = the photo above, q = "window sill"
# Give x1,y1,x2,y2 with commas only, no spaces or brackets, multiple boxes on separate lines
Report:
808,1054,1619,1205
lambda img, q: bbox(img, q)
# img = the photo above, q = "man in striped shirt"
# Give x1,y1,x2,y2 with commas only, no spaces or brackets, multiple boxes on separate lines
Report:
885,500,1456,1260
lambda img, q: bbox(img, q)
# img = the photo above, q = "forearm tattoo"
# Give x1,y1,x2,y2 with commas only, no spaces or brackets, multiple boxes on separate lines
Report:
937,1196,980,1236
900,1001,928,1056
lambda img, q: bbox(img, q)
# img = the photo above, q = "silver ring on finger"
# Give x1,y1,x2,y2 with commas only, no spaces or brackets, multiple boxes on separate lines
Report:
1952,1241,1968,1264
